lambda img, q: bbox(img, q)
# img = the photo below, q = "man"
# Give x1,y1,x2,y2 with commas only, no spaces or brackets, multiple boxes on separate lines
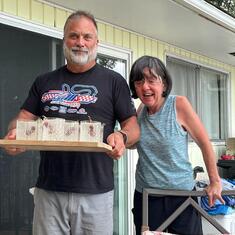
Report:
4,10,140,235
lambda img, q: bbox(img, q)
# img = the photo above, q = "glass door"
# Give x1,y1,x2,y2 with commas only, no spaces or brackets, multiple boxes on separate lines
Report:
97,45,133,235
0,23,64,235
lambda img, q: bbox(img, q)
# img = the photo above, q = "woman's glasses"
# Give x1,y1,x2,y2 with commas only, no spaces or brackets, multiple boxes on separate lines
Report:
134,75,162,87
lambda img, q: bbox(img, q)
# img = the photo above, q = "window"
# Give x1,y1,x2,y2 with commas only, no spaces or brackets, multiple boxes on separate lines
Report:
166,56,228,141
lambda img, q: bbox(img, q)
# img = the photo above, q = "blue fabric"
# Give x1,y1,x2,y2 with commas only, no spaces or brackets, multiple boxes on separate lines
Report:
135,95,194,192
199,178,235,215
221,178,235,190
226,179,235,185
200,196,235,215
223,195,235,207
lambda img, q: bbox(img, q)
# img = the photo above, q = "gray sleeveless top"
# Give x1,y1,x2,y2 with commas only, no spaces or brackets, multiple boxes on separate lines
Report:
136,95,195,192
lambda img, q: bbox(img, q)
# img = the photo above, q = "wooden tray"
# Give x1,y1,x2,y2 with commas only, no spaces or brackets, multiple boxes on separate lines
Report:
0,140,112,152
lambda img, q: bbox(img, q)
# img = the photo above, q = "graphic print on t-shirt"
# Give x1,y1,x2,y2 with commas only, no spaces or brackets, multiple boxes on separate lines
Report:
41,83,98,114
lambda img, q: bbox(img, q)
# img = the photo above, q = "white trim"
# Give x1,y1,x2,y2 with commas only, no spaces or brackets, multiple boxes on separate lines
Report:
98,44,135,235
227,72,232,137
165,52,230,75
0,12,63,39
98,43,132,83
51,39,58,70
126,148,138,235
98,43,131,62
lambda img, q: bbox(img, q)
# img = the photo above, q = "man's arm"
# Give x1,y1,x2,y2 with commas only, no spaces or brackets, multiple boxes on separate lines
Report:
106,116,140,159
119,116,140,147
7,109,38,132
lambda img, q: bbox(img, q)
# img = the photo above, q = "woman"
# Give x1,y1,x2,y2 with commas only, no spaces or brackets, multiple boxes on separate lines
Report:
129,55,224,235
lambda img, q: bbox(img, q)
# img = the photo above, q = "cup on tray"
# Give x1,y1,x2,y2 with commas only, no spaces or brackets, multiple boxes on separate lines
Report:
64,120,80,141
16,119,38,140
40,118,65,141
80,120,104,143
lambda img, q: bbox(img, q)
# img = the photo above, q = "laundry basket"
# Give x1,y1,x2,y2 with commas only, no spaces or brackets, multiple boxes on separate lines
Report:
141,188,235,235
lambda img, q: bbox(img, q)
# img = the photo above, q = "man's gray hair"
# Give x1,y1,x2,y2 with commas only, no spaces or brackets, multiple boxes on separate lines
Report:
64,10,98,33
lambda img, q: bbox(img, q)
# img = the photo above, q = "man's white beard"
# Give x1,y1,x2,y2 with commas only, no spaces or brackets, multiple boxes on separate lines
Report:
63,44,97,65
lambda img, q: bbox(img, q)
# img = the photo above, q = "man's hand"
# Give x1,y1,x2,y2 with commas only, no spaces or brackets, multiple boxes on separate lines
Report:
106,131,126,160
4,129,25,155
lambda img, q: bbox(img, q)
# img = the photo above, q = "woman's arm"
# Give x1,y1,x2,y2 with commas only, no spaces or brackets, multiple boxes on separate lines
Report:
176,96,224,206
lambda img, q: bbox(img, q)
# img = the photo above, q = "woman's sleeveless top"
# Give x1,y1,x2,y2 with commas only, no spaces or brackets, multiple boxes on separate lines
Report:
136,95,194,192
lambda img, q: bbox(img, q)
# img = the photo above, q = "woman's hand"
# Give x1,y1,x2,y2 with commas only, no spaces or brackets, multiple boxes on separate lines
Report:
205,181,224,207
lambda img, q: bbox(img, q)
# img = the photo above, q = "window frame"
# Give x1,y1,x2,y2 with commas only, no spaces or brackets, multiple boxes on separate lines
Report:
98,44,135,235
165,53,232,141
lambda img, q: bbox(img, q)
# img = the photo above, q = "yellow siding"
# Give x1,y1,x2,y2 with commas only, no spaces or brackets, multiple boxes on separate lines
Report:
185,51,190,58
210,59,217,67
174,47,180,55
3,0,17,15
97,22,106,43
31,0,43,23
122,31,130,48
0,0,2,11
151,40,158,57
194,54,200,61
137,35,144,57
122,31,130,49
66,11,72,19
157,42,165,61
18,0,30,19
169,46,175,54
144,38,152,56
200,56,207,64
163,44,170,60
130,34,138,61
180,50,186,57
114,28,122,47
55,8,67,29
43,4,55,27
190,52,196,60
105,25,114,44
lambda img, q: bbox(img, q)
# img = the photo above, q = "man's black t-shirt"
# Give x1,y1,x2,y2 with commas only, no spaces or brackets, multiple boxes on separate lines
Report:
22,64,136,193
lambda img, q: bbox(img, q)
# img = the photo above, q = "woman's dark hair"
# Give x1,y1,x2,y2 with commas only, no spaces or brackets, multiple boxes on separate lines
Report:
129,55,172,99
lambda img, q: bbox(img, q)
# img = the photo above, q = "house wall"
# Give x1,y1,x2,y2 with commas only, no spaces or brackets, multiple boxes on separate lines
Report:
0,0,235,175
